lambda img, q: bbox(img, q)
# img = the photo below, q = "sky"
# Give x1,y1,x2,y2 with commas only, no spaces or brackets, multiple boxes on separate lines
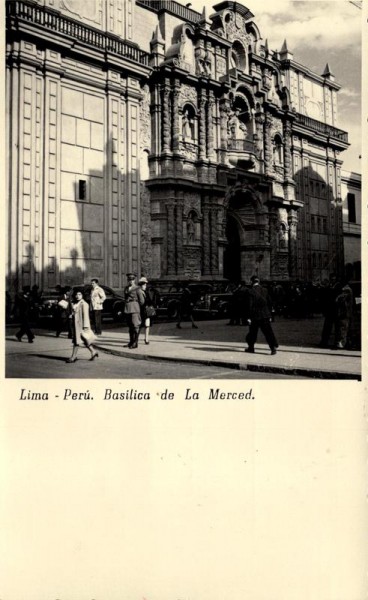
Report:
190,0,362,173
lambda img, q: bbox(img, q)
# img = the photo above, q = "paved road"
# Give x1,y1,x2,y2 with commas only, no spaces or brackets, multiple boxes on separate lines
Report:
6,342,297,379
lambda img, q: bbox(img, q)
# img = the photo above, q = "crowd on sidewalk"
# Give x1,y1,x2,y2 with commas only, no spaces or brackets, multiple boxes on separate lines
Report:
8,272,360,364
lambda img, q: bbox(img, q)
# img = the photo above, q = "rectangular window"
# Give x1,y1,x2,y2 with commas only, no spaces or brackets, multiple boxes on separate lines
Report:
347,193,356,223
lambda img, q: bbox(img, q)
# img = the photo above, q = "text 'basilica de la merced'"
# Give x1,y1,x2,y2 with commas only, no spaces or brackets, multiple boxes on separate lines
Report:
6,0,351,291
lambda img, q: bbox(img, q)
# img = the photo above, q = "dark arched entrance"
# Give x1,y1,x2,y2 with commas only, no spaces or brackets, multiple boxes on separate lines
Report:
223,214,241,283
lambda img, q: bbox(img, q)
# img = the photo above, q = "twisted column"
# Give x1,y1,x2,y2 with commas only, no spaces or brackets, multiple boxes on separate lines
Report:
202,197,211,275
176,193,184,273
264,113,273,176
172,82,180,153
283,120,292,180
198,90,207,160
162,79,171,153
207,91,215,160
210,207,219,273
166,201,176,275
287,209,298,278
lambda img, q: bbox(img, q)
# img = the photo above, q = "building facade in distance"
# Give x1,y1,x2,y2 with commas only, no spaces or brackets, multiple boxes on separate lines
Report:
6,0,351,291
341,170,361,282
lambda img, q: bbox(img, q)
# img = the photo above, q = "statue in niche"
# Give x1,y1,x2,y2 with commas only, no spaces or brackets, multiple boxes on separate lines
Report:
203,50,212,76
228,108,248,141
187,214,196,243
182,110,194,140
278,223,288,249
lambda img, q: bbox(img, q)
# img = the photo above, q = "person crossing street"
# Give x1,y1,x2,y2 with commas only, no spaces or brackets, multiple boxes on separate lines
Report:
244,276,278,355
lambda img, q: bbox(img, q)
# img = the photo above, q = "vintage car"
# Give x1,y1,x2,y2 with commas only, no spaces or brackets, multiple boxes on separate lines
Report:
155,282,233,319
37,284,125,322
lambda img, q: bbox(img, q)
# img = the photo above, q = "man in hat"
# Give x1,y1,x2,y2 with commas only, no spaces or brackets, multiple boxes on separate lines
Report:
123,273,145,349
244,276,278,355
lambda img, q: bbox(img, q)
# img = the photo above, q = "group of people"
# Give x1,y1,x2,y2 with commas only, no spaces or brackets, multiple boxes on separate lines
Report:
10,271,358,362
227,273,358,352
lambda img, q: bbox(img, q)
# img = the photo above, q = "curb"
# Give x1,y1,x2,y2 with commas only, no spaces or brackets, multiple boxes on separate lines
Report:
95,344,361,381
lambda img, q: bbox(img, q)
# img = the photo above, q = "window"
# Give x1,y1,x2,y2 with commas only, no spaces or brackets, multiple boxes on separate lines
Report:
347,193,356,223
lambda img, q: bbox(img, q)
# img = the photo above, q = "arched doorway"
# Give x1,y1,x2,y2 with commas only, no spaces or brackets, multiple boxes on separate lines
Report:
223,215,241,283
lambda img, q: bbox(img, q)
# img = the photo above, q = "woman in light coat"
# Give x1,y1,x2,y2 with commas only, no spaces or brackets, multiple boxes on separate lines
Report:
66,290,98,363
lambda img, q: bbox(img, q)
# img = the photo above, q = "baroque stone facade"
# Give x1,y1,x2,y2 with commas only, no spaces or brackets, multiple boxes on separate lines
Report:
6,0,349,291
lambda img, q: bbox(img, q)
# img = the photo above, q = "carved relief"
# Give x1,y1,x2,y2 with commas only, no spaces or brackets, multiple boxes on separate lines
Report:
179,84,198,108
216,55,227,76
179,141,197,160
140,84,151,152
183,247,201,279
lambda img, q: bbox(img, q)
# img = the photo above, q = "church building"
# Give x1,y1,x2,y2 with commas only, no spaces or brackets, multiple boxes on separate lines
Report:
6,0,349,291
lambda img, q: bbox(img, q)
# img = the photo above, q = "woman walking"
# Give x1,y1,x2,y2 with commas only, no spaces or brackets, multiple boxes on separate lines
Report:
66,289,98,363
138,277,156,345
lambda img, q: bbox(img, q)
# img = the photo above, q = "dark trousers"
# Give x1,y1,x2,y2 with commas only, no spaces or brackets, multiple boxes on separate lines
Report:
246,319,278,350
17,318,34,342
92,310,102,334
320,314,335,346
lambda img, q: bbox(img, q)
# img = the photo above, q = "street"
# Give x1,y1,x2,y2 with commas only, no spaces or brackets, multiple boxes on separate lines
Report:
5,335,297,379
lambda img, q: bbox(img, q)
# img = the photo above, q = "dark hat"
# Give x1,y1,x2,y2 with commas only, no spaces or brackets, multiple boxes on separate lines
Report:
127,273,136,280
250,276,260,284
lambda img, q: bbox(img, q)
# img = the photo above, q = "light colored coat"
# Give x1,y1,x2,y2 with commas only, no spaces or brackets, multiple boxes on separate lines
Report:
72,299,91,345
90,285,106,310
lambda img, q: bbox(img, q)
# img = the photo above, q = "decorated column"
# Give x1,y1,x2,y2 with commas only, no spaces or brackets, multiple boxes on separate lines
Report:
202,196,211,275
166,200,176,275
264,113,273,176
210,207,219,274
207,91,215,160
198,90,206,160
287,208,298,278
176,192,184,274
162,79,171,154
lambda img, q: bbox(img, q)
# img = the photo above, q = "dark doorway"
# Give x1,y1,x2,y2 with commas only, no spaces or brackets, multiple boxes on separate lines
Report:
224,215,241,282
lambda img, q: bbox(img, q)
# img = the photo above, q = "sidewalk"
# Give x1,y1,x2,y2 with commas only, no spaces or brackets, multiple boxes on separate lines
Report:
6,316,361,379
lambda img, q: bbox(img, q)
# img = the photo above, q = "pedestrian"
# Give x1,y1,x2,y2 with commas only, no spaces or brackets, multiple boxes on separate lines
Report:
176,284,198,329
334,284,354,349
138,276,156,345
90,278,106,335
124,273,145,348
319,274,341,348
244,276,278,355
15,285,35,343
66,289,98,363
55,285,72,338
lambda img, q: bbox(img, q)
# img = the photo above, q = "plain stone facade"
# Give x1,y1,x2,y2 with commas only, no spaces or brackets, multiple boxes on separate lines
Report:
6,0,350,292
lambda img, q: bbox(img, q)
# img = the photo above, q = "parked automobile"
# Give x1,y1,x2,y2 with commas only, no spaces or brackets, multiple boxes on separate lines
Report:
155,282,233,319
37,284,125,322
36,291,60,320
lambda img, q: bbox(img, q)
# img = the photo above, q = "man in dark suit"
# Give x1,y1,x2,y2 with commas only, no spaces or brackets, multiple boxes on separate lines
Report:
123,273,145,348
244,276,278,355
15,285,35,343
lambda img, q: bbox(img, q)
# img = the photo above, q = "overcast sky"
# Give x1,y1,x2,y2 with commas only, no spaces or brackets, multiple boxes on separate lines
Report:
190,0,362,173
